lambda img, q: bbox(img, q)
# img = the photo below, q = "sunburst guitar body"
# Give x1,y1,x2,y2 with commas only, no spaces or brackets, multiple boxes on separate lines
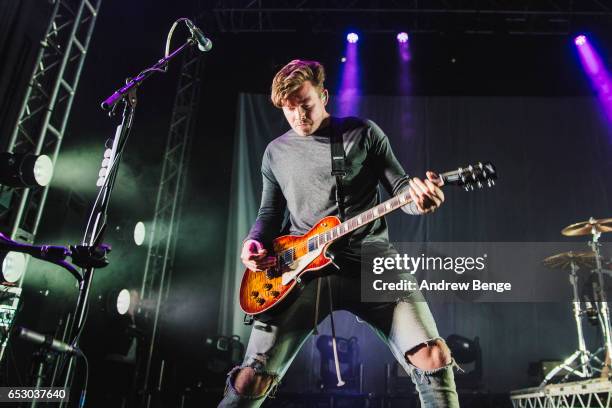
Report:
239,216,341,315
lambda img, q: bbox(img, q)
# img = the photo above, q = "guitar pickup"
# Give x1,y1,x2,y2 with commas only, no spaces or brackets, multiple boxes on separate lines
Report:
266,266,281,279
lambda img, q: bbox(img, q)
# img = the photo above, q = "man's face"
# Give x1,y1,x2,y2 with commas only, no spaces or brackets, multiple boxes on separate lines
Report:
281,81,329,136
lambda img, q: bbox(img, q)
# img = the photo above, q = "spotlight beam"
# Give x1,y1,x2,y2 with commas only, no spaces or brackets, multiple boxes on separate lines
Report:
574,34,612,123
337,33,362,117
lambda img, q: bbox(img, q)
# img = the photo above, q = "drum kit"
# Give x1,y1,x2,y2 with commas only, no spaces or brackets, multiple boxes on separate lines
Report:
541,217,612,385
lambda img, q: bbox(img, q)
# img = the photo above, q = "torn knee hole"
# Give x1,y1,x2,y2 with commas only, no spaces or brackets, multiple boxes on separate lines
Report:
231,367,276,397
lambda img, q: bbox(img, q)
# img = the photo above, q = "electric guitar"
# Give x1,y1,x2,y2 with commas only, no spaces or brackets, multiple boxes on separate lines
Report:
239,162,497,315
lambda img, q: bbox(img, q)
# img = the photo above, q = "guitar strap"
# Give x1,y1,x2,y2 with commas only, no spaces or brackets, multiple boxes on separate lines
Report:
312,118,346,387
329,118,347,221
315,118,347,333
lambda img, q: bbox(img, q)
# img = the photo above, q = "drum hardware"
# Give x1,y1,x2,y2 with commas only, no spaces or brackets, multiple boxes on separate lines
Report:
540,217,612,386
540,253,603,385
582,219,612,377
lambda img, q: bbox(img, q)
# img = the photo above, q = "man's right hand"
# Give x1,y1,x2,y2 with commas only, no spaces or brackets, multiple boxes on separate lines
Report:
241,239,277,271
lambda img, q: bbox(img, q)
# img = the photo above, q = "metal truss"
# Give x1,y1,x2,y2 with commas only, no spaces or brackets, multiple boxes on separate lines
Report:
204,0,612,35
137,45,204,405
511,378,612,408
4,0,101,249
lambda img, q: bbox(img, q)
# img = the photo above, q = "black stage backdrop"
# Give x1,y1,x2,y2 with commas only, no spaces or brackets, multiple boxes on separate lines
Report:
221,93,612,393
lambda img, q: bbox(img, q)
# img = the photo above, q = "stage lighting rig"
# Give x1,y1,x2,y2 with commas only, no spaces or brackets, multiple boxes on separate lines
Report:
204,335,244,374
0,152,53,188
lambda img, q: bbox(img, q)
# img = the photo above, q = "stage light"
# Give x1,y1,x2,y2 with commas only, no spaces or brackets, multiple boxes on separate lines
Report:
104,288,140,318
575,35,587,46
346,33,359,43
340,57,346,63
337,32,362,116
396,30,412,96
574,33,612,123
116,288,131,315
397,32,409,43
204,335,244,373
133,221,146,246
1,251,26,283
0,153,54,188
447,334,478,363
446,334,483,389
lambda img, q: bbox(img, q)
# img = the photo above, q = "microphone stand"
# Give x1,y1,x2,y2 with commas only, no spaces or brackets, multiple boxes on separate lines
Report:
57,37,199,407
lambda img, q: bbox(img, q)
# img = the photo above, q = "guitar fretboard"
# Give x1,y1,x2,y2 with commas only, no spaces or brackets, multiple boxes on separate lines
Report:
310,191,413,250
277,170,458,265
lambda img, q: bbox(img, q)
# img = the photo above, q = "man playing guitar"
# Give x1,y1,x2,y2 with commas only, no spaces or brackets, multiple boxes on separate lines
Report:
218,59,460,408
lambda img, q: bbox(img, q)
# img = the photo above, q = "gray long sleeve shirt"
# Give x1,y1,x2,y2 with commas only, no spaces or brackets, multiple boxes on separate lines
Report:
246,116,417,252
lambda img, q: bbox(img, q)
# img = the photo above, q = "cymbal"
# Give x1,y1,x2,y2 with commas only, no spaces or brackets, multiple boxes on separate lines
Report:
562,218,612,237
543,251,596,270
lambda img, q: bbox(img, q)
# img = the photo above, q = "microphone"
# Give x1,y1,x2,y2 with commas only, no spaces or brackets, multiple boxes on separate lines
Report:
18,327,83,356
185,20,212,52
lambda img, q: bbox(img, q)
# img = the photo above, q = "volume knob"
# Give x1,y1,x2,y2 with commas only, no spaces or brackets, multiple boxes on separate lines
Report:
263,283,273,290
250,291,259,298
256,298,265,305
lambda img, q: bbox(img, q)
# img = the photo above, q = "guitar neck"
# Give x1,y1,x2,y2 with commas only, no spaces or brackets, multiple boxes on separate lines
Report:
316,171,455,246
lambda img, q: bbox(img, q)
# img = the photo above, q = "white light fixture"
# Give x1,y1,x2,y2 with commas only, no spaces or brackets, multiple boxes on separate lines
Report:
2,251,26,283
133,222,146,246
116,289,131,315
0,153,54,188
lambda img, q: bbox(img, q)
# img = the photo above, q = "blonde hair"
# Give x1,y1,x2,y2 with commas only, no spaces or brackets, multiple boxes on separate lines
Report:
271,59,326,108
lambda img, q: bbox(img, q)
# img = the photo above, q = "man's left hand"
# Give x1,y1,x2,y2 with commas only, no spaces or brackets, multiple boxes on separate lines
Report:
408,171,445,214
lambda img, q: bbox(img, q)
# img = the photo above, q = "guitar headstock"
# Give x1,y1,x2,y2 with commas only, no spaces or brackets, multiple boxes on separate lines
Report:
441,161,497,191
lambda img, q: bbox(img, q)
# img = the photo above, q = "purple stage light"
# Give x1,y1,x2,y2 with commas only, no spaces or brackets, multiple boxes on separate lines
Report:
336,35,361,116
347,33,359,43
575,34,612,124
397,31,412,94
397,32,409,43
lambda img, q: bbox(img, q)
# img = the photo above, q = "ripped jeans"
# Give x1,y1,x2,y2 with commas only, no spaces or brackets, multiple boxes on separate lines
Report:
218,258,460,408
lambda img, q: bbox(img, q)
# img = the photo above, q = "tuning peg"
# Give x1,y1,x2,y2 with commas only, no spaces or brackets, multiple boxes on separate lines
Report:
487,179,495,187
477,181,483,188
